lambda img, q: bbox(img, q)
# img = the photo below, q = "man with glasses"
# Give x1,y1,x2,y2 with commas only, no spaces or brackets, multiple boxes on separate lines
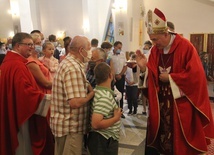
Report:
50,35,95,155
19,42,35,47
0,32,51,155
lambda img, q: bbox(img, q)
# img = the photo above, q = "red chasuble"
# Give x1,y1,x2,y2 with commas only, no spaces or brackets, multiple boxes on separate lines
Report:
0,51,45,155
146,34,214,154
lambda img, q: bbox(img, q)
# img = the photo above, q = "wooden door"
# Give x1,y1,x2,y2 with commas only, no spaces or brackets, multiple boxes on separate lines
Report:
207,34,214,80
190,34,204,53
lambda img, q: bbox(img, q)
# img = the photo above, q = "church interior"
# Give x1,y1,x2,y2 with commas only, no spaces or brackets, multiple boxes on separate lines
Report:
1,0,214,154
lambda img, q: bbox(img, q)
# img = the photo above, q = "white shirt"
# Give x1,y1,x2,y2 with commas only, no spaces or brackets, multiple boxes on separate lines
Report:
0,49,6,54
109,51,127,74
59,48,66,56
125,67,138,86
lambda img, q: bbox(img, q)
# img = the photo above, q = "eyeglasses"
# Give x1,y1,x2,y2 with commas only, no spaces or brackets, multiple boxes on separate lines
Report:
19,42,35,48
83,48,89,53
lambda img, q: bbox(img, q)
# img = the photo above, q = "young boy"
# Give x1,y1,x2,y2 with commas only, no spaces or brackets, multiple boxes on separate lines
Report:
87,62,122,155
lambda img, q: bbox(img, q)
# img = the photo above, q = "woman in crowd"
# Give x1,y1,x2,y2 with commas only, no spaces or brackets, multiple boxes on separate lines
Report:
26,33,54,155
27,33,52,93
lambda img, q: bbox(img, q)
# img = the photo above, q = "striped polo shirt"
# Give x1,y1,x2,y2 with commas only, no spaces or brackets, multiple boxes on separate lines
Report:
91,86,121,141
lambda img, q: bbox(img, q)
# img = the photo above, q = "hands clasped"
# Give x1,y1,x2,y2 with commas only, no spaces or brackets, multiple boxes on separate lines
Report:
159,73,169,82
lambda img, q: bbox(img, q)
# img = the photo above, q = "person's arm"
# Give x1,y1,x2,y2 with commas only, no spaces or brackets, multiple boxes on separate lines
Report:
27,62,52,89
68,84,94,108
135,50,147,72
109,60,115,76
114,86,122,102
115,65,127,80
91,108,122,130
125,77,130,85
115,53,128,80
119,65,127,76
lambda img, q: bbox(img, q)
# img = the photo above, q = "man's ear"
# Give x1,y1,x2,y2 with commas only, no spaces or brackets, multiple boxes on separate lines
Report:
109,72,113,80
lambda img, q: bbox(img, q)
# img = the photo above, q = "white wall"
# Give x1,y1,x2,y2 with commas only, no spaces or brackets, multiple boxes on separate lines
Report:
33,0,111,45
1,0,214,51
112,0,145,52
37,0,84,40
83,0,112,45
143,0,214,41
0,0,14,38
127,0,144,51
18,0,33,33
29,0,42,31
112,0,129,52
96,0,112,44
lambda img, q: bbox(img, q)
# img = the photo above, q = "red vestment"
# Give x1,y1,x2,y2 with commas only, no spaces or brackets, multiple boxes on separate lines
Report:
146,34,214,154
0,51,49,155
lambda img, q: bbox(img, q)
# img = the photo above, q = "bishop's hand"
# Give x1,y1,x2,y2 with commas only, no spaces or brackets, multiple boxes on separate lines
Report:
159,73,169,82
135,50,147,72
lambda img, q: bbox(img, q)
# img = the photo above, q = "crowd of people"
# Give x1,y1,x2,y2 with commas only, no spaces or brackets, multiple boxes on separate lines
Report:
0,7,214,155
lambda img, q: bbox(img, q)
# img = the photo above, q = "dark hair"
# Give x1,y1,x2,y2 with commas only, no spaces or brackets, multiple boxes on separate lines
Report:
63,36,72,48
114,41,122,47
12,32,32,48
63,36,72,55
91,38,98,47
63,36,72,42
101,41,112,49
48,34,56,42
144,40,152,47
129,51,135,57
94,62,111,85
167,21,175,31
30,30,41,34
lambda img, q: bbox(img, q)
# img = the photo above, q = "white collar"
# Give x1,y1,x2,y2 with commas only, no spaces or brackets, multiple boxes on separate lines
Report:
163,34,176,54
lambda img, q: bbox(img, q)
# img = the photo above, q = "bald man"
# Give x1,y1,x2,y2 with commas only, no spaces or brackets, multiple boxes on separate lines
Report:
50,35,95,155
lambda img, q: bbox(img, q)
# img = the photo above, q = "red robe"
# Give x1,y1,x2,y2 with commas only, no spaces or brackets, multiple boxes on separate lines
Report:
0,51,46,155
146,34,214,154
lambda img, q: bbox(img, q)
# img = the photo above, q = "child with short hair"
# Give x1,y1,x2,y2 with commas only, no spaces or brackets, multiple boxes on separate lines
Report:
87,62,122,155
39,42,59,78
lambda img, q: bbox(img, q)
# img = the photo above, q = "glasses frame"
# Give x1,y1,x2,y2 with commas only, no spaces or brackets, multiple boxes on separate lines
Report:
19,42,35,48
